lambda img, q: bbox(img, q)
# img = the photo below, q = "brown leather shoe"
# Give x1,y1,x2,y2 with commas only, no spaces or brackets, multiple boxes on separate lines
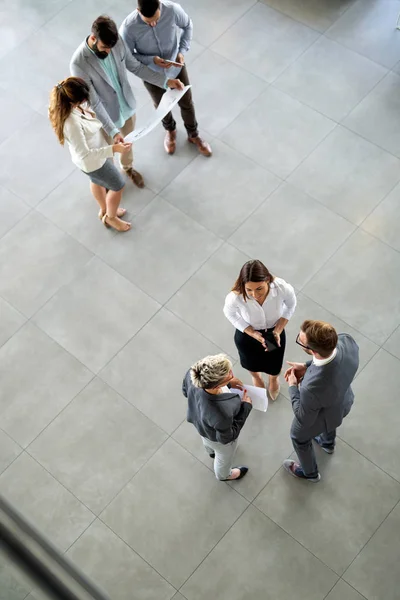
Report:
125,168,144,188
188,135,212,157
164,130,177,155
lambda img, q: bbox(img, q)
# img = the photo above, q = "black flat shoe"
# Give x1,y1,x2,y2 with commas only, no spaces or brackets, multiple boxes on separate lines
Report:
223,466,248,481
209,453,215,459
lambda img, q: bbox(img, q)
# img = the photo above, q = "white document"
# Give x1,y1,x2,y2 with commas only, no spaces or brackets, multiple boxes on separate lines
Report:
125,85,192,143
231,385,268,412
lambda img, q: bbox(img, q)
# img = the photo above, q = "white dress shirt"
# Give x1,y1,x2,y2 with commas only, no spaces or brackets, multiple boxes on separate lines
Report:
223,277,297,332
313,348,337,366
63,108,113,173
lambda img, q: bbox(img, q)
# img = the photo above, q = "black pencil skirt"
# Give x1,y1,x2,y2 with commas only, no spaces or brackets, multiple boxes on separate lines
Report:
234,328,286,376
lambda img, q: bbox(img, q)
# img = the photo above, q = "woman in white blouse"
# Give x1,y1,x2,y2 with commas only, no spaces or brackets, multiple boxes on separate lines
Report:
224,260,297,400
49,77,132,232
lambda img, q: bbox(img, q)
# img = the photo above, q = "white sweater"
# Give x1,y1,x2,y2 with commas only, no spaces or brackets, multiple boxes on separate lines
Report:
63,108,113,173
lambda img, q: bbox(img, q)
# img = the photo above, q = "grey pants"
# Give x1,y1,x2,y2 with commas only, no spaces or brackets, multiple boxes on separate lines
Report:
292,430,336,478
201,437,238,480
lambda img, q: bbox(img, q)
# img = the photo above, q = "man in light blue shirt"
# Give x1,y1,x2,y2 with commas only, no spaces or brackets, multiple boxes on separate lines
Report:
71,15,183,187
120,0,212,157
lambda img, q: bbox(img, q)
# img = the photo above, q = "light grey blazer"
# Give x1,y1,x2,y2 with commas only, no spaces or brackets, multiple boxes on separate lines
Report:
289,333,360,440
70,38,166,137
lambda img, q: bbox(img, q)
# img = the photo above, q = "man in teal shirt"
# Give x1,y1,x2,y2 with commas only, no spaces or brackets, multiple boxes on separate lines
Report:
71,15,183,187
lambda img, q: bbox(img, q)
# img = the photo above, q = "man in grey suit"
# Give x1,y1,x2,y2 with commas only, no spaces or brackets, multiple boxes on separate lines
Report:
284,320,359,482
70,15,183,188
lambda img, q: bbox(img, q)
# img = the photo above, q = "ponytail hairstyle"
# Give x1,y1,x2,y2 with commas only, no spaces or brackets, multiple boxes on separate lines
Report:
232,260,274,301
49,77,90,145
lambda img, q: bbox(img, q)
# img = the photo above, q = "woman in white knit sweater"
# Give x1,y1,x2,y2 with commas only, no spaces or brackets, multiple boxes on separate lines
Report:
49,77,132,232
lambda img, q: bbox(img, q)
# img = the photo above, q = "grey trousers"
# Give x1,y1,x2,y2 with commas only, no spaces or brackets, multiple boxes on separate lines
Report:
292,430,336,478
201,437,238,480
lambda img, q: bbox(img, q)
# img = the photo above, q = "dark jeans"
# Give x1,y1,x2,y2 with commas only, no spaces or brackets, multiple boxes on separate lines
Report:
143,64,198,137
292,430,336,478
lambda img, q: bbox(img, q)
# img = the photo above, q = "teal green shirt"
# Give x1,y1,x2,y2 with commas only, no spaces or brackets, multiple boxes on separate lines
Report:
87,43,134,138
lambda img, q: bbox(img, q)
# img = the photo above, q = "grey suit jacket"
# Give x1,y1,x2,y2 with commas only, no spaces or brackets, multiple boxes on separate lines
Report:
70,38,166,137
289,333,359,439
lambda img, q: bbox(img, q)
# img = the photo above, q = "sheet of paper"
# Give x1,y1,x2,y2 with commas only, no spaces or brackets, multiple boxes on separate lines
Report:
125,85,192,143
231,385,268,412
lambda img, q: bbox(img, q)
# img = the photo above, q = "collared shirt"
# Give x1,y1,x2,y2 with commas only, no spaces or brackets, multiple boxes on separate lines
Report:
120,0,193,80
313,348,338,366
223,278,297,332
86,41,134,138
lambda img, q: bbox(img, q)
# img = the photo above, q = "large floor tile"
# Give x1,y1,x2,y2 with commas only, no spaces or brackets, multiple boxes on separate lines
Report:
0,297,26,349
0,0,72,26
166,243,249,357
211,3,319,83
325,580,366,600
0,29,72,116
162,139,281,239
344,501,400,600
326,0,400,68
0,211,92,317
275,36,386,121
220,87,335,178
341,349,400,482
343,71,400,158
362,180,400,251
0,9,37,60
0,186,30,241
34,257,159,373
0,113,74,206
66,520,175,600
303,229,400,345
174,0,257,46
289,126,400,224
182,505,337,600
98,197,222,304
261,0,355,32
37,169,155,254
0,88,36,145
186,49,267,136
0,429,21,476
384,325,400,360
101,438,248,588
174,396,294,502
29,378,167,514
255,440,400,575
132,121,201,195
101,308,226,434
0,453,94,552
0,323,92,447
229,183,355,288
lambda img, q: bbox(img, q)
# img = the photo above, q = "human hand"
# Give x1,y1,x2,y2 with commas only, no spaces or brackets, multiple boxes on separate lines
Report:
287,371,298,387
167,78,184,90
176,52,185,65
229,377,244,390
153,56,172,68
252,331,268,351
272,328,282,347
242,389,252,405
113,142,132,154
113,133,124,144
285,361,307,381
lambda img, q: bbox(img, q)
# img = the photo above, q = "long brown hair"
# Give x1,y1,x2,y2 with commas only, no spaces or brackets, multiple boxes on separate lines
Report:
232,260,274,301
49,77,90,145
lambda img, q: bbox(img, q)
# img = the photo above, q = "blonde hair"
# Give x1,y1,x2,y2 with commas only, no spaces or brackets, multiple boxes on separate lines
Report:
49,77,90,145
190,354,232,389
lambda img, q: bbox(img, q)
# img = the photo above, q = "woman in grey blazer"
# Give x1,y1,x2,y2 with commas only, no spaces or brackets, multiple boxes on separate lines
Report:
49,77,132,232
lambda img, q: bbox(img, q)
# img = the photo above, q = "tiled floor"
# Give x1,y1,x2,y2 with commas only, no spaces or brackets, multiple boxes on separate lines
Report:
0,0,400,599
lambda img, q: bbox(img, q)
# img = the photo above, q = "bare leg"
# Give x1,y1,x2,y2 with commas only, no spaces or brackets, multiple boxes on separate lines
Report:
104,190,131,232
268,374,280,401
249,371,265,388
90,182,106,214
